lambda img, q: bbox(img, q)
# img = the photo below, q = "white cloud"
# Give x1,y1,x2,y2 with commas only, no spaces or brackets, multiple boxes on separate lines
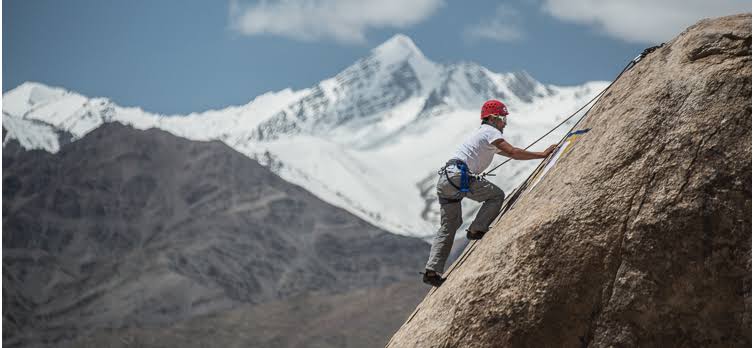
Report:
464,5,524,43
542,0,751,44
229,0,444,44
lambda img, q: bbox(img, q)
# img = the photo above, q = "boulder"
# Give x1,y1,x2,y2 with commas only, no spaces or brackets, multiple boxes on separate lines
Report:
387,13,751,348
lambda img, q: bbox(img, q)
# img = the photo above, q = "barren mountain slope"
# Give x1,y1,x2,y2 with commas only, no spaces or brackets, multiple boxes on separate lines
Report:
3,123,428,347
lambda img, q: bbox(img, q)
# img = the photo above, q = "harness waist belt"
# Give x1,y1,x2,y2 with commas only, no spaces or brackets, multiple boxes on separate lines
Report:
446,158,466,168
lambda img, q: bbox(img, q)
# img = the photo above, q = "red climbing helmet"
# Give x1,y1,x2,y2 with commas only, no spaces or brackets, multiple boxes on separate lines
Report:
480,99,509,119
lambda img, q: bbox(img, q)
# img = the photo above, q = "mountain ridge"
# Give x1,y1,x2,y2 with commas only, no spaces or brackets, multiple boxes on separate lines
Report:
3,34,609,237
3,121,429,347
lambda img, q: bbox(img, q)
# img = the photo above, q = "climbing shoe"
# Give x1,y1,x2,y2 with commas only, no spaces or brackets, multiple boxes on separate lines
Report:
422,269,445,287
466,229,486,240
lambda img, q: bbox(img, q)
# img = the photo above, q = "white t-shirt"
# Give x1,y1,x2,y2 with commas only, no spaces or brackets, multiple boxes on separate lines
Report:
451,124,504,173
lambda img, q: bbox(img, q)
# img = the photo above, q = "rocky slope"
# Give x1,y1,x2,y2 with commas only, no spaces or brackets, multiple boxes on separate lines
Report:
65,281,423,348
387,13,751,347
2,123,428,347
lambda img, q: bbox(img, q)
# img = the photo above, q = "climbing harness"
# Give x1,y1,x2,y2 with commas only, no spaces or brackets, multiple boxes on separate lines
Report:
386,45,664,347
438,159,486,196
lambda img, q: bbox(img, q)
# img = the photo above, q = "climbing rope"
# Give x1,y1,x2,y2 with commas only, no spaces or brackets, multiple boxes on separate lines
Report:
432,45,664,295
481,86,604,177
386,46,663,345
481,43,663,178
490,44,664,220
458,43,665,277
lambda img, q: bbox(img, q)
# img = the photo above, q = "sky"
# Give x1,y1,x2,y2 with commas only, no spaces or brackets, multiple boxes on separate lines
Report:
3,0,751,115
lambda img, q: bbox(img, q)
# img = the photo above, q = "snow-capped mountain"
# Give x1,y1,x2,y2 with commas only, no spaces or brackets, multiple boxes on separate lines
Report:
2,34,608,238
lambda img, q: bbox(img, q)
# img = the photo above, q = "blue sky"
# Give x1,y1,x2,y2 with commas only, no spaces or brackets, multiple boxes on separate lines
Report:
3,0,750,114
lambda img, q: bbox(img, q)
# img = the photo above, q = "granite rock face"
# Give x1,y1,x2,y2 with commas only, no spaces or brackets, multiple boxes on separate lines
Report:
388,13,751,348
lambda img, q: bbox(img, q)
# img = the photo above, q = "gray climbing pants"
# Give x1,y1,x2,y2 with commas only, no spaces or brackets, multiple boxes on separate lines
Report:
425,166,505,273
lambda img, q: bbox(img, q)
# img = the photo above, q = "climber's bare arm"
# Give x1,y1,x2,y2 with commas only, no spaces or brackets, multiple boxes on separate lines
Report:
493,139,557,160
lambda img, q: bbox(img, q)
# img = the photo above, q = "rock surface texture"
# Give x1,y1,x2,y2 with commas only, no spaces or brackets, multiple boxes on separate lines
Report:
387,14,751,348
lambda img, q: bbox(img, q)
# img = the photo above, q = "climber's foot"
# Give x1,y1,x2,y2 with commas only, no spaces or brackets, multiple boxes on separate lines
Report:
422,269,445,287
466,229,486,240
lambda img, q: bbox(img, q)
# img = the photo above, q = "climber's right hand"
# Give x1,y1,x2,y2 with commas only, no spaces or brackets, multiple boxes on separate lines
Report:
543,144,558,157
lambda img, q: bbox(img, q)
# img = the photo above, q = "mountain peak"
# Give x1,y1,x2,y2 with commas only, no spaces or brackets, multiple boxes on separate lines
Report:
3,82,73,117
372,34,426,64
4,81,66,102
367,34,440,93
377,34,420,51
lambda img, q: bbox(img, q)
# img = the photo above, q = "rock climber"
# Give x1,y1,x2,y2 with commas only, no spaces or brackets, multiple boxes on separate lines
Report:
422,99,557,287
